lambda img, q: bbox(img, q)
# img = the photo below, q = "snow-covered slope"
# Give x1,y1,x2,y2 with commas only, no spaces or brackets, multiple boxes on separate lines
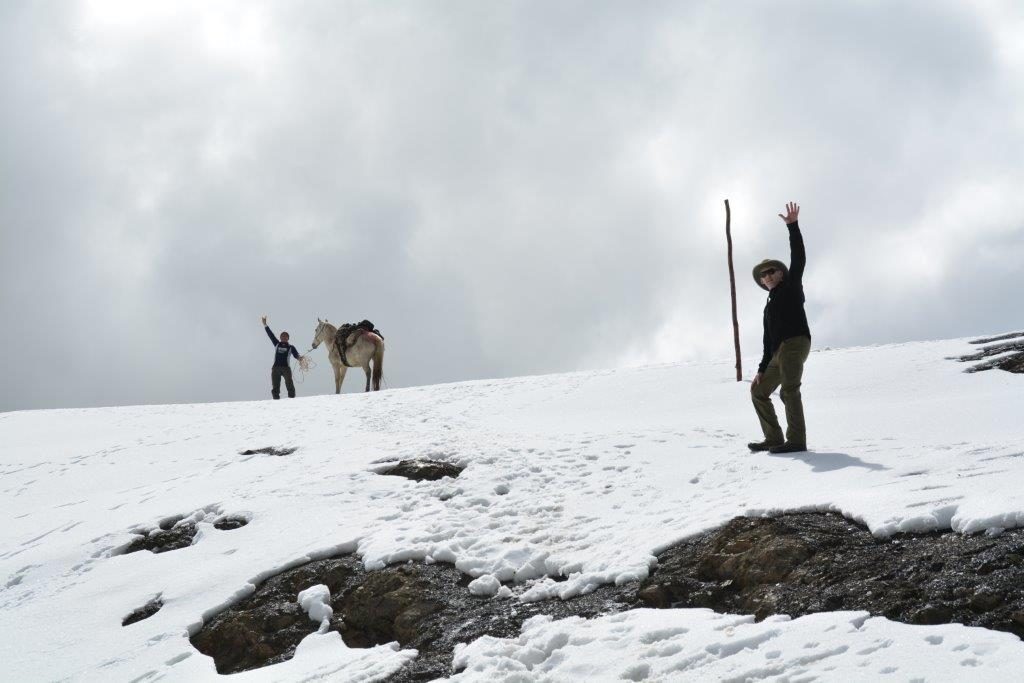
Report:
2,337,1023,681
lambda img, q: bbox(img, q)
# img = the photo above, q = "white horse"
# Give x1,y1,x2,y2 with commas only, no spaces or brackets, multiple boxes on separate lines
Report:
310,319,385,393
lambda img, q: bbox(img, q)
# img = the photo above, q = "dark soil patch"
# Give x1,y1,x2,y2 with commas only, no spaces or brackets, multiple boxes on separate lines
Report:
122,523,197,555
379,459,465,482
954,332,1024,373
189,557,636,679
640,512,1024,638
241,447,298,456
120,512,249,554
123,597,163,626
214,516,250,531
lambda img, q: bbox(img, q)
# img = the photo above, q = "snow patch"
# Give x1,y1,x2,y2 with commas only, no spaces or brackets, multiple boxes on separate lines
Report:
297,584,334,633
468,575,501,597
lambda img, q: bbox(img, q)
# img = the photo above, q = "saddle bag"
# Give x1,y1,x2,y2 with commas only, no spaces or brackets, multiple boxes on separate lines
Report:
334,320,384,367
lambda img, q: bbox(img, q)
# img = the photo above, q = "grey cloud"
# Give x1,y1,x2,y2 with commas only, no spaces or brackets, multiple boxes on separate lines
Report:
2,0,1022,412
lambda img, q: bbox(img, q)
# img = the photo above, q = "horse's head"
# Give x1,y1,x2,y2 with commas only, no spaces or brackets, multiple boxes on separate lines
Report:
311,317,329,349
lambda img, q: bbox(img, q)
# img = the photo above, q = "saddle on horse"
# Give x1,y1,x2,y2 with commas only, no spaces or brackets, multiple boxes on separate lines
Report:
334,320,383,367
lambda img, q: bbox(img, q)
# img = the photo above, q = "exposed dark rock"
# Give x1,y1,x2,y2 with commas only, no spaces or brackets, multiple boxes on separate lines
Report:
190,513,1024,680
122,523,197,554
970,331,1024,344
120,512,247,554
911,604,953,625
189,556,636,680
159,515,185,530
640,513,1024,638
379,459,465,482
122,597,163,626
241,447,298,456
339,565,443,649
191,557,362,674
1000,354,1024,373
352,564,636,682
954,332,1024,373
214,516,250,531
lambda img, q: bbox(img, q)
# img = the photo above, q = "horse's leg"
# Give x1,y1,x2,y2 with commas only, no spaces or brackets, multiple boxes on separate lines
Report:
333,363,344,394
371,342,384,391
362,363,371,392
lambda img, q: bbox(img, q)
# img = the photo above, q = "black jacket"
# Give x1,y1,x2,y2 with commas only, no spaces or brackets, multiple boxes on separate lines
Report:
758,222,811,373
266,326,301,368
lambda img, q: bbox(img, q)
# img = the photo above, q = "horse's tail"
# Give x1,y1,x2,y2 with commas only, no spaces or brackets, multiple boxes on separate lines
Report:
372,340,384,391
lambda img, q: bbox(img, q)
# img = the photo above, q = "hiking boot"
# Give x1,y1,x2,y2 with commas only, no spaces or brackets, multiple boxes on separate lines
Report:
748,440,783,452
769,442,808,454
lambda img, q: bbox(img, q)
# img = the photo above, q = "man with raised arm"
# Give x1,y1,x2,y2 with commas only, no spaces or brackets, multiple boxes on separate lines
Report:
261,315,301,400
748,202,812,454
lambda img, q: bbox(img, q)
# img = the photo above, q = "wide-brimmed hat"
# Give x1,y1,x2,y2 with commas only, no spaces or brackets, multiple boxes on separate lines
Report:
752,259,787,290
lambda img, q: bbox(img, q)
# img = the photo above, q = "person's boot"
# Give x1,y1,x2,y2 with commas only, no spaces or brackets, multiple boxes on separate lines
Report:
748,440,783,452
769,442,808,454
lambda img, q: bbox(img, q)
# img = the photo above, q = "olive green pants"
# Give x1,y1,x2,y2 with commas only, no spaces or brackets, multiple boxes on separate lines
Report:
751,335,811,446
271,366,296,399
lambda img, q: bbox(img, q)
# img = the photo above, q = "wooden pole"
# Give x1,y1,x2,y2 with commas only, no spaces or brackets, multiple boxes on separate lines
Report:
725,199,742,381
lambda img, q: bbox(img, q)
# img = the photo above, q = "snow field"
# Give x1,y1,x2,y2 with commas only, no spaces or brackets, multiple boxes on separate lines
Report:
1,337,1023,680
449,610,1023,682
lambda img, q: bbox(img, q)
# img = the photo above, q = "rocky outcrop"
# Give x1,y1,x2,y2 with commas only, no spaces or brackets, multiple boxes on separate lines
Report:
379,459,465,482
240,446,298,456
122,597,163,626
189,512,1024,680
954,332,1024,373
213,516,249,531
122,523,197,555
639,513,1024,637
189,556,635,679
190,557,361,674
118,510,249,554
339,565,444,649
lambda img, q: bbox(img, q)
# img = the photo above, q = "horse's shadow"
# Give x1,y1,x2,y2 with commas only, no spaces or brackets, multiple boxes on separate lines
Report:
769,450,889,473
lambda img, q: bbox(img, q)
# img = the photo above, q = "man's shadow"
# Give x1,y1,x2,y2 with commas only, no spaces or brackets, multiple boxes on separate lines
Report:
768,450,888,473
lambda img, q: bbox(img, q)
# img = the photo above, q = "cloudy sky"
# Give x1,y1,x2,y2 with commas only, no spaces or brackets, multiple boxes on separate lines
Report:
2,0,1022,412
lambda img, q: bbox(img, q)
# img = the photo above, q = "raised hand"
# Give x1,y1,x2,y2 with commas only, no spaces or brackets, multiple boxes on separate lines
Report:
261,315,268,326
778,202,800,224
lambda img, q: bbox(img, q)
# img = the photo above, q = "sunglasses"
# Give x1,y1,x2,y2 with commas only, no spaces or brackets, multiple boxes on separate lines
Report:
760,268,778,278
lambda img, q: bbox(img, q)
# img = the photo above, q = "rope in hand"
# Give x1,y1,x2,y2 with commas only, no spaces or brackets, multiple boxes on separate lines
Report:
293,348,317,383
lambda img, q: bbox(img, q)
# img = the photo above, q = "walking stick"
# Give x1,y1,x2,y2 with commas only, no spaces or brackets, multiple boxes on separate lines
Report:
725,199,742,381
